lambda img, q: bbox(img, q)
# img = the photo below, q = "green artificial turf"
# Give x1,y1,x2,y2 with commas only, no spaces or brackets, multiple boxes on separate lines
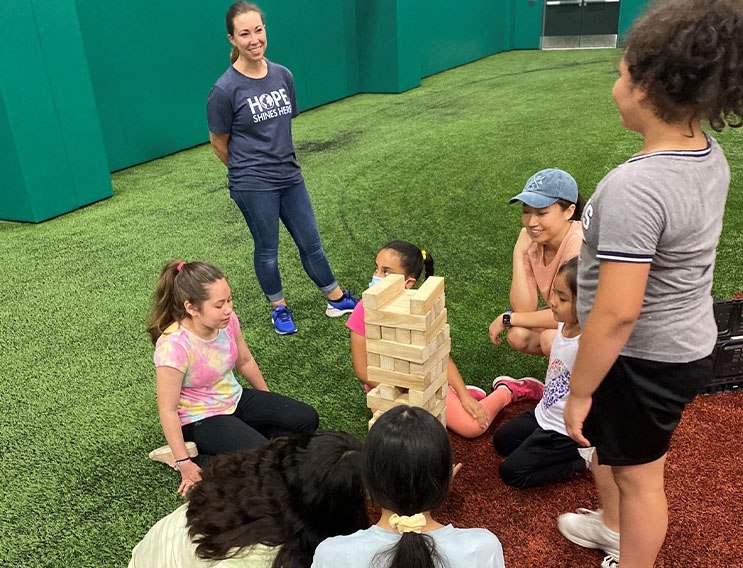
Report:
1,48,741,566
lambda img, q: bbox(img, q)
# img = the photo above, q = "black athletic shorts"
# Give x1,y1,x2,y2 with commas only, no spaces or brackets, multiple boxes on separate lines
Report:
583,354,712,466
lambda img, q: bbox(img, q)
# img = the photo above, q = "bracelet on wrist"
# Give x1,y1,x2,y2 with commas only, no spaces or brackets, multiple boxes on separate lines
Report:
174,457,191,471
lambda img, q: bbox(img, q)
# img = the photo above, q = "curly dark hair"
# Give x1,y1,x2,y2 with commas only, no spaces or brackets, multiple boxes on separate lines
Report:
185,432,369,567
623,0,743,131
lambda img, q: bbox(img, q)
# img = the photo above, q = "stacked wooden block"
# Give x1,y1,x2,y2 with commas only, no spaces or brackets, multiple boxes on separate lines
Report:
363,274,450,428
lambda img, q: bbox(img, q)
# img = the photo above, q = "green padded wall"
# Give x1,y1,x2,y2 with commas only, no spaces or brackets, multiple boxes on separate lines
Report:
356,0,416,93
0,0,111,223
510,0,544,50
74,0,229,172
2,0,558,222
618,0,649,41
356,0,542,94
74,0,361,172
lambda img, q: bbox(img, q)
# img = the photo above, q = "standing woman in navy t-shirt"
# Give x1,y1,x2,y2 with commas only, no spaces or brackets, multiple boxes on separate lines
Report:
207,2,357,336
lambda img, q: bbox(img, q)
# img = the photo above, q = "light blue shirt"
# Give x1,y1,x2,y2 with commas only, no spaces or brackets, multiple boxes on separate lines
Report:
312,525,505,568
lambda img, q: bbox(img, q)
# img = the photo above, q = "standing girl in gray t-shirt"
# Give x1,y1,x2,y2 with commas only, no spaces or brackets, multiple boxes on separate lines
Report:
557,1,743,567
207,2,357,336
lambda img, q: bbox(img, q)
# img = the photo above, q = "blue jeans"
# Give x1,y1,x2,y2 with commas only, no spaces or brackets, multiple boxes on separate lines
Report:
230,182,338,302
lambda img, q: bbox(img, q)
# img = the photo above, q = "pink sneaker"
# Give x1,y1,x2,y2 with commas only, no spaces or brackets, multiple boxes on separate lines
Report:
492,376,544,402
466,385,487,401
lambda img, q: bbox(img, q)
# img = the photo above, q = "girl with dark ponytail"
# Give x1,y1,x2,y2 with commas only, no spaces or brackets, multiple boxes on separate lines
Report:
346,241,532,438
312,406,504,568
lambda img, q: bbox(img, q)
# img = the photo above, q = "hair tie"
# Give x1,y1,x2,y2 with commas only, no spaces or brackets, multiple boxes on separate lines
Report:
421,250,427,261
176,261,185,273
388,513,426,534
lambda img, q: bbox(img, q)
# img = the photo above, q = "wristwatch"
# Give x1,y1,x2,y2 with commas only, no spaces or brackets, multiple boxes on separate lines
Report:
502,311,513,328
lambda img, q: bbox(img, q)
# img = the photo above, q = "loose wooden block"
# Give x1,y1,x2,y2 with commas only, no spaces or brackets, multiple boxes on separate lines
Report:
379,384,402,401
362,274,405,309
408,371,448,406
403,390,438,412
368,353,380,367
367,388,410,411
409,276,445,315
367,367,429,390
381,326,397,341
364,306,433,332
394,359,410,374
366,338,428,364
408,339,451,375
365,324,381,340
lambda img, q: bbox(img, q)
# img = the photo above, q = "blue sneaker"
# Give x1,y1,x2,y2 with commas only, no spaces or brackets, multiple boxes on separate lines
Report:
271,305,297,335
325,290,358,317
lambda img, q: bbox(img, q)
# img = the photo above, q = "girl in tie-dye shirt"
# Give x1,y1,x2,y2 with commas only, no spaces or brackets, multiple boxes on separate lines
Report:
147,259,319,496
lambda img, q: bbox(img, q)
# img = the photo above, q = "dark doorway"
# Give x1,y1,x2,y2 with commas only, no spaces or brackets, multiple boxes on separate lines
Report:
542,0,620,49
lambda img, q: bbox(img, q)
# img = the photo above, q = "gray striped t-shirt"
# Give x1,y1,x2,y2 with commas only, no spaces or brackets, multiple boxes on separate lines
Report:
578,135,730,362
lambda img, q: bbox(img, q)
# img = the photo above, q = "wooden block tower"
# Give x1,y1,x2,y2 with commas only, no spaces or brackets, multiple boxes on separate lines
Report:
363,274,450,429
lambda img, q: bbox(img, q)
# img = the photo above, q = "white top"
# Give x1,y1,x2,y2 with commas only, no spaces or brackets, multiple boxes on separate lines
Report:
534,323,580,436
312,524,505,568
129,504,277,568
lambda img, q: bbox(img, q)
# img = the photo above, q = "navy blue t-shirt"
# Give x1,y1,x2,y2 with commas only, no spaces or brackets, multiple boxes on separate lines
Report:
207,60,303,191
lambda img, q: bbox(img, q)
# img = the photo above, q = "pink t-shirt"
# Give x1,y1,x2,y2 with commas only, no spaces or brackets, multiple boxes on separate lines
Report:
346,300,366,336
524,221,583,303
153,311,243,425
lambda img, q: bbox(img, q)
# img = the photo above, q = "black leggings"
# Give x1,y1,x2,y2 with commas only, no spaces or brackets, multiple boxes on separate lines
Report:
181,389,319,465
493,409,585,489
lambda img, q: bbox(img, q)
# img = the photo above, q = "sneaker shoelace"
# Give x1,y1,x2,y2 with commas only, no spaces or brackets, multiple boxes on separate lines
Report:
275,308,293,323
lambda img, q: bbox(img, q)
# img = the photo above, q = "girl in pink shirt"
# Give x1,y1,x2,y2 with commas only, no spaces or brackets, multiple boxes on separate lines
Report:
489,168,583,357
347,241,542,438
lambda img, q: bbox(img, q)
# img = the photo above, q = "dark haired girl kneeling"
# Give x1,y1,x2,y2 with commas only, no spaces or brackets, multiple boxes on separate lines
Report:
312,406,505,568
130,432,368,567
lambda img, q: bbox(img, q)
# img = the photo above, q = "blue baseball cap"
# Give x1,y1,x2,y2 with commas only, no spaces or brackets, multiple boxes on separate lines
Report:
509,168,578,208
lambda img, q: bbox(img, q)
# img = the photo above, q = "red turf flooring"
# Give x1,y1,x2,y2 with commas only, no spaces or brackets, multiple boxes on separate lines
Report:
433,392,742,567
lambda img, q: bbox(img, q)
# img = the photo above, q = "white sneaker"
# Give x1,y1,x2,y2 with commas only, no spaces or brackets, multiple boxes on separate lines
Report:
148,441,198,469
601,554,619,567
557,508,620,559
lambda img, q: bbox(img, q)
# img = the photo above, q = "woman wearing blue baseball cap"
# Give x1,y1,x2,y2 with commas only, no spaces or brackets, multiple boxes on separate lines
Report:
489,168,583,358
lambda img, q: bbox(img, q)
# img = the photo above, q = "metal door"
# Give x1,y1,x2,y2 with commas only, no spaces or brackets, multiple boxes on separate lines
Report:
542,0,620,49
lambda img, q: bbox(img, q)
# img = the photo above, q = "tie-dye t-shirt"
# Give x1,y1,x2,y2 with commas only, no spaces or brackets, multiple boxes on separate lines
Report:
154,312,243,425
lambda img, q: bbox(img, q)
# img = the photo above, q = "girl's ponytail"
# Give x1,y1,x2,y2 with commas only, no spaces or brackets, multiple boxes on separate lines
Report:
422,250,435,280
146,260,226,344
383,532,441,568
382,241,435,282
147,260,183,345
